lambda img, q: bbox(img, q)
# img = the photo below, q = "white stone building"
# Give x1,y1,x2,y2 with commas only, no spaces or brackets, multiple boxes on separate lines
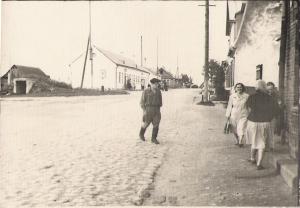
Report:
92,47,150,90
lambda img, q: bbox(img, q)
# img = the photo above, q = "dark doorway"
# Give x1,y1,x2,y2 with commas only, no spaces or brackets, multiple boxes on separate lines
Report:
16,81,26,94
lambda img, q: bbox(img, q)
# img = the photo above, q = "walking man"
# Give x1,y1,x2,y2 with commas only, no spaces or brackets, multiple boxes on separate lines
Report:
266,82,281,150
139,78,162,144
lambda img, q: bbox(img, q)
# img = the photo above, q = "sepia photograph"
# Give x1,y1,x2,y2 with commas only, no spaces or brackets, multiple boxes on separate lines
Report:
0,0,299,207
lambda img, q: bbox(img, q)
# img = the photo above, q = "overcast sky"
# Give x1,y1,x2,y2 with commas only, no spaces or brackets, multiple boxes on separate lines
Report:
1,1,242,86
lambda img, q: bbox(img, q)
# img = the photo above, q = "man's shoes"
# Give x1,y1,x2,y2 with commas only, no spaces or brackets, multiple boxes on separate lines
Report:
139,127,146,141
151,127,159,144
151,138,160,144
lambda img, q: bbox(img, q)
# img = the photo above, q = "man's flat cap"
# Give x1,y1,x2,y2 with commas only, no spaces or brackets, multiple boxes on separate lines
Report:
150,78,161,84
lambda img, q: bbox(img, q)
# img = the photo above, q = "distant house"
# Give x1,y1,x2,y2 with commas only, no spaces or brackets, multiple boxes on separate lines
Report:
93,47,150,90
158,68,177,88
0,65,49,94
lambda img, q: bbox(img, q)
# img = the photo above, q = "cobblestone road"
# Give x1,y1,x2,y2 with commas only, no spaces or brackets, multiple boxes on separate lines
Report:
0,89,191,207
143,94,297,206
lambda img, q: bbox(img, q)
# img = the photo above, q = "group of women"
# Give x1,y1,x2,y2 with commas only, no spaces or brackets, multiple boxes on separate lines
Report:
225,80,280,170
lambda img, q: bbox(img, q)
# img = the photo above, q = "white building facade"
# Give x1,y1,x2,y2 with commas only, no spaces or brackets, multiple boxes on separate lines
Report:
90,47,150,90
226,1,282,89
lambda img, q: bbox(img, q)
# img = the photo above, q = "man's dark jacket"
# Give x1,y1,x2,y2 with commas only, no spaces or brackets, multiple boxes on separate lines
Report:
140,88,162,109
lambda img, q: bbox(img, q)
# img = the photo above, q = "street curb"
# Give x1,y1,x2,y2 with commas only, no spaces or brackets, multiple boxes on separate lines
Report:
270,149,297,191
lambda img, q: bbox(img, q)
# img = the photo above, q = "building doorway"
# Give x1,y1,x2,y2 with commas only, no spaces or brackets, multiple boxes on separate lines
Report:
16,81,26,94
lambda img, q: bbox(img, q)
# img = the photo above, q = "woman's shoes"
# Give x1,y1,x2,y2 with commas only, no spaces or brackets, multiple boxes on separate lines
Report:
234,142,243,147
257,165,264,170
247,159,256,164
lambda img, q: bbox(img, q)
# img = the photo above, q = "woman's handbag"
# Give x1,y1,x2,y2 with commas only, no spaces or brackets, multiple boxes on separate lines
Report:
224,119,231,134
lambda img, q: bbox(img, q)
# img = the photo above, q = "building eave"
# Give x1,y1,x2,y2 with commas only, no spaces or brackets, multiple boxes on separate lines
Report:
233,3,248,49
116,64,150,74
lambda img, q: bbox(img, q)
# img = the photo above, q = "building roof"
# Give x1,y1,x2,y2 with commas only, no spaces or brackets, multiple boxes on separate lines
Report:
94,46,149,74
1,65,48,79
140,66,158,76
159,68,174,79
226,2,246,37
234,3,246,18
232,3,248,48
225,0,231,36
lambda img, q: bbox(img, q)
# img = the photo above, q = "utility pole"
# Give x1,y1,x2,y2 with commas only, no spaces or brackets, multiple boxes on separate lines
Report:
141,35,143,67
80,36,90,88
199,0,215,102
68,65,73,87
156,37,159,75
89,0,94,89
176,55,179,78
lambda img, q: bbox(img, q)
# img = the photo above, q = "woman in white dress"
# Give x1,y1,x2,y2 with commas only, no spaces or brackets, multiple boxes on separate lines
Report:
225,83,249,147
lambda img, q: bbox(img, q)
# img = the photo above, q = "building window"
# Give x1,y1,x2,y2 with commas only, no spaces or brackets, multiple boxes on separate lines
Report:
119,72,121,83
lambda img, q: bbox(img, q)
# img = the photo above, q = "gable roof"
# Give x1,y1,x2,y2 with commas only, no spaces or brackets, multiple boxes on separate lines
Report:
225,0,237,36
1,65,48,79
159,68,174,79
94,46,149,74
233,3,248,48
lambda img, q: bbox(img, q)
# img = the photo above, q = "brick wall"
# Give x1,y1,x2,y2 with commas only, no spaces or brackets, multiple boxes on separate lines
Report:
282,1,299,159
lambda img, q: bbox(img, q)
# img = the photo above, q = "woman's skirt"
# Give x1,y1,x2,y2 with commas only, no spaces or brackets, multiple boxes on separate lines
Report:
230,117,248,137
246,120,272,149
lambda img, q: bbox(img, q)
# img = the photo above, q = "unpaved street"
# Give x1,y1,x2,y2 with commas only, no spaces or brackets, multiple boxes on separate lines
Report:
0,89,296,207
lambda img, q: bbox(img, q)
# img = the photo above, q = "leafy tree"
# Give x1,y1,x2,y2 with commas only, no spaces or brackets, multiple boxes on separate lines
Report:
208,59,226,100
181,74,190,84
